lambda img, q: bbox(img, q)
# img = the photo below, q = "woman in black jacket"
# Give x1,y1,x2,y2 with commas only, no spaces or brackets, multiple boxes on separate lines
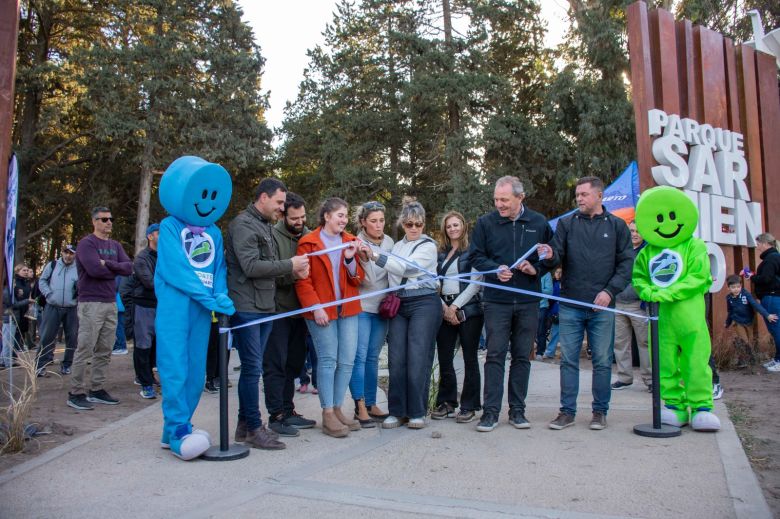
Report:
431,211,484,423
751,233,780,371
13,265,35,351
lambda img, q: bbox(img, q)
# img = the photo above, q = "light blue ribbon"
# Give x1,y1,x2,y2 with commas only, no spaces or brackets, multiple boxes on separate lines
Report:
220,247,656,338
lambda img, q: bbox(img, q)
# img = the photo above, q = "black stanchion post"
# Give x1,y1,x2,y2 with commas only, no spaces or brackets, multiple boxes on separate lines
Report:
634,302,681,438
203,314,250,460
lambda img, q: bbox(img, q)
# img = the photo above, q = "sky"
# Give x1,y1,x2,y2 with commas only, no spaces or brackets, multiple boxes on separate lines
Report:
238,1,570,132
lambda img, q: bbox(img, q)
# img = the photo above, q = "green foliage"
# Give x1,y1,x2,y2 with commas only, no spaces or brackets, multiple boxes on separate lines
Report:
13,0,272,265
15,0,766,265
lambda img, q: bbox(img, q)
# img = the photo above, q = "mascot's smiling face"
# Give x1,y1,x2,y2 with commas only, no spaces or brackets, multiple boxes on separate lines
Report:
635,185,698,248
159,156,232,226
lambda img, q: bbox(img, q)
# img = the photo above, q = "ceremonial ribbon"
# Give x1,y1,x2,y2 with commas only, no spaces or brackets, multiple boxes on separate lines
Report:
219,243,656,342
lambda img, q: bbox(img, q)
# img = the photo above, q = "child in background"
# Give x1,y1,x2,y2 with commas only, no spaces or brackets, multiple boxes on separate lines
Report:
535,272,553,359
542,267,562,361
725,274,778,368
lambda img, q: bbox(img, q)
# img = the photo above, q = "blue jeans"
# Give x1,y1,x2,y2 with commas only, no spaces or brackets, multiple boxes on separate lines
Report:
306,315,359,409
387,294,442,419
544,323,560,357
558,305,615,416
349,312,388,406
113,311,126,350
761,296,780,361
231,311,273,430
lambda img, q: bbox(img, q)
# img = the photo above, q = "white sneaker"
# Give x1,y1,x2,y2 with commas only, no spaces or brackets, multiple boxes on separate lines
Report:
712,383,724,400
768,363,780,372
381,416,403,429
691,411,721,432
763,359,777,368
661,407,689,427
407,417,426,429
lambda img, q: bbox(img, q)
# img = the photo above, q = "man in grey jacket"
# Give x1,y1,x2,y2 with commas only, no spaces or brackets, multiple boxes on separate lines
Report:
225,178,309,450
36,244,79,375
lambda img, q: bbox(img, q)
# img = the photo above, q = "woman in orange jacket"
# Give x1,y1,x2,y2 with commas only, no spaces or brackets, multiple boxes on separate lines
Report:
295,198,365,437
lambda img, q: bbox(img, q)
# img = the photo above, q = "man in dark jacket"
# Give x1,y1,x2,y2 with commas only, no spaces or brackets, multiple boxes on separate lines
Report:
470,176,554,432
225,178,309,450
540,176,633,431
262,192,316,436
133,223,159,399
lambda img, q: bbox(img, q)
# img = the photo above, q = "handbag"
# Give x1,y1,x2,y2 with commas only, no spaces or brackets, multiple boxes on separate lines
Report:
378,293,401,319
458,301,484,322
377,238,434,319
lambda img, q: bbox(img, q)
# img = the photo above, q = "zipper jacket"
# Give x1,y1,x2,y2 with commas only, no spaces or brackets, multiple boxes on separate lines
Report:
469,206,554,304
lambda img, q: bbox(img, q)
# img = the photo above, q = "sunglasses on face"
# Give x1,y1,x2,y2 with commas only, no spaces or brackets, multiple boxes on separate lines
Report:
403,221,424,229
95,217,114,223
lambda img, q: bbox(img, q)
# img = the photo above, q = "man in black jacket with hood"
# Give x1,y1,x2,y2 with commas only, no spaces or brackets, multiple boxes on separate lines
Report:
133,223,159,399
470,176,554,432
540,176,632,431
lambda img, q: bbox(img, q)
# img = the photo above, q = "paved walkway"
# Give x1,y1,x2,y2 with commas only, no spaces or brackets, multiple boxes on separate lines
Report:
0,356,771,518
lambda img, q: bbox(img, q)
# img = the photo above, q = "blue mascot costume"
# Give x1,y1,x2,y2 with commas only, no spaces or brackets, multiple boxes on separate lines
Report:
155,156,236,460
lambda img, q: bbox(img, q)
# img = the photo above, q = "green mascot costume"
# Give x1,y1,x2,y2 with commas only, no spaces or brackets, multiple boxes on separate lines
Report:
633,186,720,432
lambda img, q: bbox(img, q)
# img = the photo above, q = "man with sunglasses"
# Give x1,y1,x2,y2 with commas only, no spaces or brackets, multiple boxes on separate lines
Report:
67,206,132,411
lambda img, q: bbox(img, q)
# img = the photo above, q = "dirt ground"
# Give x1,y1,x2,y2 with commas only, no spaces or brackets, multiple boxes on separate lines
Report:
720,367,780,516
0,342,157,473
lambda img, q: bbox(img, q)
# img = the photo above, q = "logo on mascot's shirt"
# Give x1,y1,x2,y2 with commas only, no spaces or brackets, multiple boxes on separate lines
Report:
180,228,216,270
649,249,683,288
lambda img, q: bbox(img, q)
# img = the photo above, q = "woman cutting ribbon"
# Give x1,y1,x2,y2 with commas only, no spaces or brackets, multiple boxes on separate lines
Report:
295,198,365,438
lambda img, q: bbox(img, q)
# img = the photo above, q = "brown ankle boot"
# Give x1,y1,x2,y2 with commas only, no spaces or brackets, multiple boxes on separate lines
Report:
245,426,286,450
235,418,247,442
322,409,349,438
334,406,360,431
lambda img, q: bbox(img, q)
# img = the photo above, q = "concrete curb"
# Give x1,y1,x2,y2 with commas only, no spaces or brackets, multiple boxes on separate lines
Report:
715,400,773,519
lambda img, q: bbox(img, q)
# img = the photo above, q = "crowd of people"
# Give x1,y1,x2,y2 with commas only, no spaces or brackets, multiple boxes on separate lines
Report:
4,174,780,449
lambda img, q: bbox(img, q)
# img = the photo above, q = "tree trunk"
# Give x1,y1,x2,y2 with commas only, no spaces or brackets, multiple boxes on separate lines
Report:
442,0,460,134
14,5,53,259
134,139,154,255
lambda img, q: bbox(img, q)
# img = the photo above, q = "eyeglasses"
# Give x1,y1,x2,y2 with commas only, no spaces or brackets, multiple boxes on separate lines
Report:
95,217,114,223
403,221,424,229
363,201,385,211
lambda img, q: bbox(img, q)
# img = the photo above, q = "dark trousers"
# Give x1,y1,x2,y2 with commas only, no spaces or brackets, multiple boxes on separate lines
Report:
387,294,443,419
36,304,78,370
483,302,538,415
536,307,550,355
263,317,308,418
299,335,318,387
133,305,157,387
205,320,231,382
435,312,484,411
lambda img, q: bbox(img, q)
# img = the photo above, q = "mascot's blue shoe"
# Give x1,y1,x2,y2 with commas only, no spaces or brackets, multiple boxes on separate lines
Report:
691,410,721,432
